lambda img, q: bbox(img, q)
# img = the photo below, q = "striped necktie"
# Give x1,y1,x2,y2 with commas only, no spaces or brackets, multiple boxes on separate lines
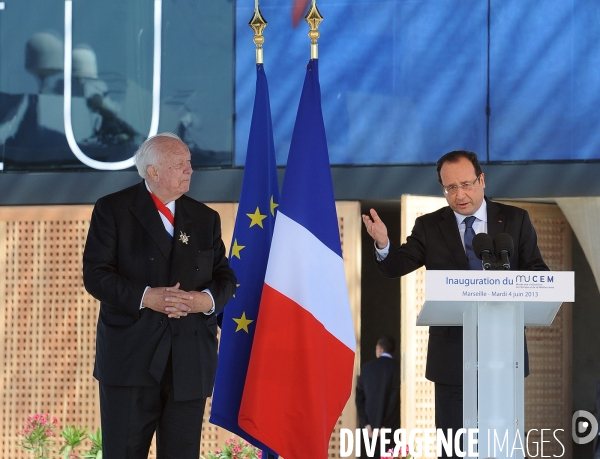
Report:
463,216,481,270
149,192,174,242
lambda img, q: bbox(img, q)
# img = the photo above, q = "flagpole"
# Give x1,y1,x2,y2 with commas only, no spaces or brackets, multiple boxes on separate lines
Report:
249,0,267,64
305,0,323,59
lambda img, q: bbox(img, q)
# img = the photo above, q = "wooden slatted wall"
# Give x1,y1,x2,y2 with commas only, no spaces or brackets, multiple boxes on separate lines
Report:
0,202,361,459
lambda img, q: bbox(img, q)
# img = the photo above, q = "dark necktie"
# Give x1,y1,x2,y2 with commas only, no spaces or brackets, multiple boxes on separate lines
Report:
463,216,481,270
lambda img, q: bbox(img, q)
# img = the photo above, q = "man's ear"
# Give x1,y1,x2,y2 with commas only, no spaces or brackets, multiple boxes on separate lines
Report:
147,165,159,182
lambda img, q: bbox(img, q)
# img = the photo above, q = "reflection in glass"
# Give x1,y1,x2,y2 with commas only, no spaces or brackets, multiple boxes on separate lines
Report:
0,0,234,171
72,44,141,149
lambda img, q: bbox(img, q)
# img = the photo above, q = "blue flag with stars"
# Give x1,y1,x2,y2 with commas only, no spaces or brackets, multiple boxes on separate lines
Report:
209,63,279,456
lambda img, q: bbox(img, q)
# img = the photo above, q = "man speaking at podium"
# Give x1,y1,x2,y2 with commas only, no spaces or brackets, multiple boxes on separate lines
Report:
362,150,548,458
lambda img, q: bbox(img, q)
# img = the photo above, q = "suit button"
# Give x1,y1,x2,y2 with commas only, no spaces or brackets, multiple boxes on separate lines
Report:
149,256,154,261
158,320,163,325
195,266,199,271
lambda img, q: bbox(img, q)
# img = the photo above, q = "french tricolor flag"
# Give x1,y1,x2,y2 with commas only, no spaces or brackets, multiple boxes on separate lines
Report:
239,59,355,459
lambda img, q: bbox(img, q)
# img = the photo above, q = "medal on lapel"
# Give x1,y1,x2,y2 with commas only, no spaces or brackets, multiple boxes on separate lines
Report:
179,231,190,244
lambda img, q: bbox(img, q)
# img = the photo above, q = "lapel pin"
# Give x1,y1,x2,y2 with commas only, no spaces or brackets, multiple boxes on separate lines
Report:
179,231,190,244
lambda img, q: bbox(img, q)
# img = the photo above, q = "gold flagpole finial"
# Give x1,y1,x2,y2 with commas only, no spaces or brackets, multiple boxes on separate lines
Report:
305,0,323,59
249,0,267,64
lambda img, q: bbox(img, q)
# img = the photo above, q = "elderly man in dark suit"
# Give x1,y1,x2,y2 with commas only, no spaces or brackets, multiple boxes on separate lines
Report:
83,132,236,459
362,150,548,459
356,335,400,458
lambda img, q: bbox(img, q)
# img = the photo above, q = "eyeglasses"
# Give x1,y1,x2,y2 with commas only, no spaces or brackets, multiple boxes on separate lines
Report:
442,175,481,195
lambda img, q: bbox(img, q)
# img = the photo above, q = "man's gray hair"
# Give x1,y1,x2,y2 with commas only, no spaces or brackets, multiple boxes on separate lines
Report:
134,132,182,179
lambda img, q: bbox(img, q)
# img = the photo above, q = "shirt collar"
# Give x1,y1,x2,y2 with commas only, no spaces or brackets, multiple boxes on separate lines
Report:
453,198,487,226
380,353,393,359
145,180,176,214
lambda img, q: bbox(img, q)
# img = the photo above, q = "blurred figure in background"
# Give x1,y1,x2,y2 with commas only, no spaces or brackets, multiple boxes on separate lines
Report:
356,335,400,458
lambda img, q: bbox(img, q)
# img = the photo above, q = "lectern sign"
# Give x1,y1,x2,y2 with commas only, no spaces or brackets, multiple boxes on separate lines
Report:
425,270,574,303
417,270,574,459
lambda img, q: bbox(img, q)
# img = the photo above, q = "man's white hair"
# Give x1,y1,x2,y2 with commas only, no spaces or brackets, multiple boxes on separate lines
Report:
134,132,182,179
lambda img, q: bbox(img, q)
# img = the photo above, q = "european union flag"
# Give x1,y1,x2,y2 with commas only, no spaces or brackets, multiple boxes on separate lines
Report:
209,63,279,456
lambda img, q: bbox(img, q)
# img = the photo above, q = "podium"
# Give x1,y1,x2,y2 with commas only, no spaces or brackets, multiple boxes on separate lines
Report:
417,270,574,459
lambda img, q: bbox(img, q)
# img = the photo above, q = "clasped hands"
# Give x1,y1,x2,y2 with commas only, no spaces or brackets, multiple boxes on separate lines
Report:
142,282,213,318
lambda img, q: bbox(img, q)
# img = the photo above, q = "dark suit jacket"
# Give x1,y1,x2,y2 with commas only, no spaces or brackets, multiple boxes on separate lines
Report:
377,197,548,385
83,181,236,401
356,356,401,431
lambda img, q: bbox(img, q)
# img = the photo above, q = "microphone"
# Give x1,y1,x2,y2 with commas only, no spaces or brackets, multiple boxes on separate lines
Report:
472,233,494,270
493,233,514,270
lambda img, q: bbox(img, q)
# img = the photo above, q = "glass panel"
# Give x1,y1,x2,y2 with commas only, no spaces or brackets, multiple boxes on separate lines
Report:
489,0,600,162
235,0,600,166
0,0,234,171
234,0,488,166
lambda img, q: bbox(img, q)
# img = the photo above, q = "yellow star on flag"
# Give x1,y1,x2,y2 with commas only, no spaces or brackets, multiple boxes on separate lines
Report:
233,311,254,333
231,239,245,259
247,207,268,228
270,195,279,216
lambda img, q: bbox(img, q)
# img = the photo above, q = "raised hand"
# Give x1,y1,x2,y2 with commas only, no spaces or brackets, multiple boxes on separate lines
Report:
361,208,389,249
